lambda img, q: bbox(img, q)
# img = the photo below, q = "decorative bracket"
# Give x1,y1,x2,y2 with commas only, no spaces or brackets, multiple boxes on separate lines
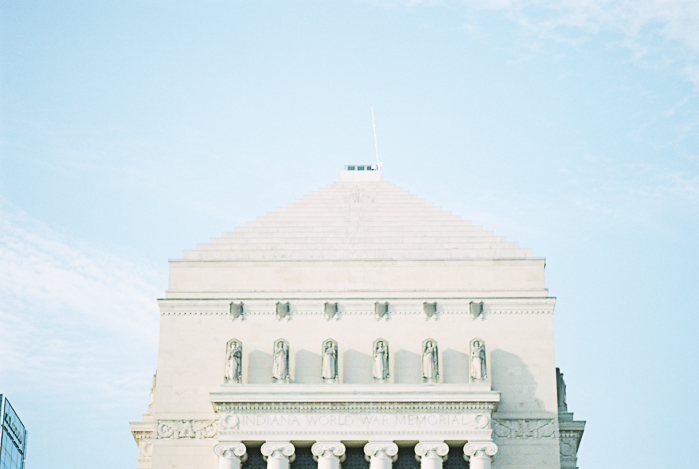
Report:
374,301,389,320
324,302,338,319
276,302,290,320
423,302,437,319
229,302,244,320
469,301,484,319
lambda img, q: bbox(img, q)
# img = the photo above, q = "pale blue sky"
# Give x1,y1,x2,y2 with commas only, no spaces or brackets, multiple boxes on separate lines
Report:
1,1,698,468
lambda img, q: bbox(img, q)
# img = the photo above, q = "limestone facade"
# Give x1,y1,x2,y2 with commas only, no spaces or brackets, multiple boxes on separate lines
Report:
130,168,585,469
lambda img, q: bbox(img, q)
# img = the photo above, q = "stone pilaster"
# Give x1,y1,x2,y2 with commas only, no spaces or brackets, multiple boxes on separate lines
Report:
558,412,586,469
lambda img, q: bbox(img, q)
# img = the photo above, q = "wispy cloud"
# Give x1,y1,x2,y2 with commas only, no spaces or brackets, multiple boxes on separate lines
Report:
0,198,164,409
374,0,699,83
489,0,699,81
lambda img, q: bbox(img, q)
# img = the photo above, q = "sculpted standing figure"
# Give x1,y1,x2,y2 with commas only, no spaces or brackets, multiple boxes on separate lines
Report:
272,339,289,382
373,339,389,381
224,339,242,383
422,339,439,382
321,339,338,382
556,367,568,411
470,339,487,380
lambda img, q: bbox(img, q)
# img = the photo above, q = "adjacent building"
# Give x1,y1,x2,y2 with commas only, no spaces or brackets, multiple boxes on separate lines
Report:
131,167,585,469
1,395,27,469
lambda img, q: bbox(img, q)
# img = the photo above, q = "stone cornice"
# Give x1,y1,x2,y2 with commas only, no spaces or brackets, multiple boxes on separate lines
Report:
211,384,499,411
168,258,547,264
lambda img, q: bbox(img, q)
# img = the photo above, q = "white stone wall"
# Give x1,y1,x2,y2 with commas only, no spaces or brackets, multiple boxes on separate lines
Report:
152,303,557,410
135,174,563,469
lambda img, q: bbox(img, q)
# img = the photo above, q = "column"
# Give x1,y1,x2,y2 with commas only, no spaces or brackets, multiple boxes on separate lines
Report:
364,442,398,469
312,442,346,469
214,442,247,469
415,442,448,469
463,442,497,469
262,442,296,469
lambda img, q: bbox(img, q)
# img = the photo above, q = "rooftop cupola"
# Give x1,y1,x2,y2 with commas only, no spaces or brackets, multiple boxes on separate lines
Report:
340,164,382,181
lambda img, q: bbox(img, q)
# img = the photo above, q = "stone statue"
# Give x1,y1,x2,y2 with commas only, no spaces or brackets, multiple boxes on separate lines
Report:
373,339,389,381
556,367,568,411
422,339,439,382
272,339,289,382
149,371,157,408
224,339,242,383
321,339,338,382
470,338,487,380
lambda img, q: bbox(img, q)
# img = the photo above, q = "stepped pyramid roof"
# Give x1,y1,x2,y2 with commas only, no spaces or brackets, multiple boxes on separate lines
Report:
182,170,531,261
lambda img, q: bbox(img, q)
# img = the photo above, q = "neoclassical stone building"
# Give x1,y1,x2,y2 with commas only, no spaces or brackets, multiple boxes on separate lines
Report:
131,167,585,469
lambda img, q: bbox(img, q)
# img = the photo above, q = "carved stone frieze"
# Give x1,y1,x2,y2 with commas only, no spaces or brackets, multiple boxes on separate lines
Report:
492,419,555,439
156,419,218,439
214,401,498,414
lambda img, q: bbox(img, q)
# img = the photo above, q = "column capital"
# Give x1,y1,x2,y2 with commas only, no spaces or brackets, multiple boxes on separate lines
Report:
312,442,346,461
415,442,449,461
463,441,498,459
214,442,247,460
364,441,399,462
262,441,296,462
